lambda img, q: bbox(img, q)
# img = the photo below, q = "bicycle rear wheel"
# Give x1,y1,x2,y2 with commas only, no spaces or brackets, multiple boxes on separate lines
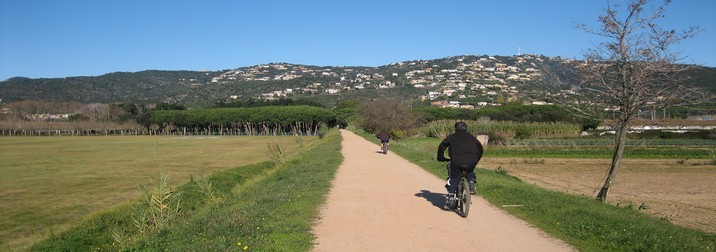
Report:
458,178,471,217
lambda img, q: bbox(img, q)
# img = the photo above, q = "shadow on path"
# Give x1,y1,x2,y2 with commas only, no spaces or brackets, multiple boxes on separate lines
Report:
415,190,450,211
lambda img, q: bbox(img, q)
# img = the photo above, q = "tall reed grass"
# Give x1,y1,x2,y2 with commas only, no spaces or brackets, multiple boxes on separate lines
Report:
133,172,182,233
422,120,581,142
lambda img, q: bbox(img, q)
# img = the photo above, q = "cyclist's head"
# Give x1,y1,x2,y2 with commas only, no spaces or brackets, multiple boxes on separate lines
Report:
454,121,468,132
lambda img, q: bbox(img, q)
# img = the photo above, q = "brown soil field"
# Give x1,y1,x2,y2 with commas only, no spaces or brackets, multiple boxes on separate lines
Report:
480,158,716,233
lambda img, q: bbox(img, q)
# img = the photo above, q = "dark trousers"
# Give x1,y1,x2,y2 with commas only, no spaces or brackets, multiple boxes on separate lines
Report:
445,162,476,193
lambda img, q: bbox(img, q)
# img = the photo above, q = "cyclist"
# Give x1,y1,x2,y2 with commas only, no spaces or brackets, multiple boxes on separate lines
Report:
376,129,390,152
437,121,483,207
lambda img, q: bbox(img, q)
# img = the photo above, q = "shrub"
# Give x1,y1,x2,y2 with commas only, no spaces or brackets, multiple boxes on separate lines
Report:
488,131,510,145
356,99,423,134
515,127,532,140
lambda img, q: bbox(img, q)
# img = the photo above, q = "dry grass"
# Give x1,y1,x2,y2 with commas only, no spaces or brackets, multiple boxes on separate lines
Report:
0,135,316,250
481,158,716,233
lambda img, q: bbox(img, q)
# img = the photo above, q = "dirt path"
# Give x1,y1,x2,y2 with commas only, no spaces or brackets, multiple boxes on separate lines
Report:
311,130,575,251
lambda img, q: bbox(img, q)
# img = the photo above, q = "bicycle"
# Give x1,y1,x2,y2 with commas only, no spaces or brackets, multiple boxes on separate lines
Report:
445,162,471,217
381,142,388,154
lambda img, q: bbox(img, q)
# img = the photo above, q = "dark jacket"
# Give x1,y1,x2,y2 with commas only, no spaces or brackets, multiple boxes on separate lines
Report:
376,130,390,141
437,131,483,165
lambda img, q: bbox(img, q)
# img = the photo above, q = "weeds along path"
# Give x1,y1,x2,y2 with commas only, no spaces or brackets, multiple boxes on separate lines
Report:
311,130,575,251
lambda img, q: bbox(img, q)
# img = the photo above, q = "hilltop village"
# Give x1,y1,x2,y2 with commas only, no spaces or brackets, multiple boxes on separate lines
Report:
205,55,572,108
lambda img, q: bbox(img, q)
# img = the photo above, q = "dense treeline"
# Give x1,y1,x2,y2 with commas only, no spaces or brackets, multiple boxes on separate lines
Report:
0,100,336,136
214,98,324,108
149,106,336,136
2,98,708,138
473,103,572,122
413,107,474,121
413,103,599,130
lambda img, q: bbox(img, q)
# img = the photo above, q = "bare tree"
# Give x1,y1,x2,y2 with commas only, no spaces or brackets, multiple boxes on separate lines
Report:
564,0,707,202
356,99,421,134
4,100,85,121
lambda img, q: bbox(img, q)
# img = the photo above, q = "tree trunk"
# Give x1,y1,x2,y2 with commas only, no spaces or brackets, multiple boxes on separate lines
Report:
596,122,629,202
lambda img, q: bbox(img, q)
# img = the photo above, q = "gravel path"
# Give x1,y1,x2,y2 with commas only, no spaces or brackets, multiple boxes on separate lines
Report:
311,130,575,251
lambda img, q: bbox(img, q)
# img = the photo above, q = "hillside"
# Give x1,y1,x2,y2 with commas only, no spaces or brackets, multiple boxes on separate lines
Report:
1,55,714,108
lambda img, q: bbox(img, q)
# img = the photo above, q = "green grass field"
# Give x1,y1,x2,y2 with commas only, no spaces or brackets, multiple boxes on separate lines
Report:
0,135,317,251
30,130,343,251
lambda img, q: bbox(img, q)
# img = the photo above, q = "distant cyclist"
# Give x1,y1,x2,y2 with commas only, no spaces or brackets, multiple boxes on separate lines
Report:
437,121,483,206
376,129,390,152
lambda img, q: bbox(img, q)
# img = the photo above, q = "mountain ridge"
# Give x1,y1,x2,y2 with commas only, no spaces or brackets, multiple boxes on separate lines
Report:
1,54,714,108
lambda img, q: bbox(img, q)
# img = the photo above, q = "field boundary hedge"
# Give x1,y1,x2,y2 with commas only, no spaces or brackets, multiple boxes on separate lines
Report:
150,105,337,136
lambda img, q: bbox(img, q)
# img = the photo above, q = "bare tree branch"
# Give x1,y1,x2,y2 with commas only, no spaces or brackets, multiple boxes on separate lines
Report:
559,0,706,202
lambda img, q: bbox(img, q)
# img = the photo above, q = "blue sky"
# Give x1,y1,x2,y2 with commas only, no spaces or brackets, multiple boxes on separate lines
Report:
1,0,714,81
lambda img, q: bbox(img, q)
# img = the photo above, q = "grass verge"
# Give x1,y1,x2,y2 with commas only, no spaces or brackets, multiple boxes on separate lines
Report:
31,129,343,251
355,130,716,251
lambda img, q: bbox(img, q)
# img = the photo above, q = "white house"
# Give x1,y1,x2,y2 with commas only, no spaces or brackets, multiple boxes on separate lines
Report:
427,91,441,99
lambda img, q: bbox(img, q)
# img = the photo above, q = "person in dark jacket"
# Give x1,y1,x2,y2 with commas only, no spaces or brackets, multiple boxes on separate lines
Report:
376,129,390,151
437,121,483,206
